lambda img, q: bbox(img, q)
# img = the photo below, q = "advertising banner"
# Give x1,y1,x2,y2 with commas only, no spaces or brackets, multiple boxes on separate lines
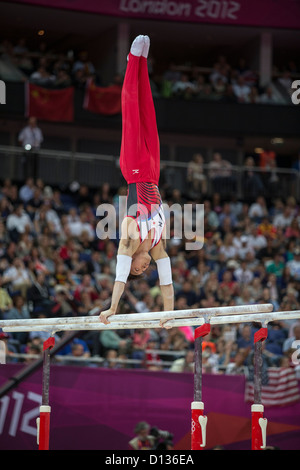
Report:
7,0,300,29
1,364,300,450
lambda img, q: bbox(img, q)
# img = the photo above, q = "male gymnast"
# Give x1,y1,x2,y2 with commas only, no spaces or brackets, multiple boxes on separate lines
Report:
99,35,174,325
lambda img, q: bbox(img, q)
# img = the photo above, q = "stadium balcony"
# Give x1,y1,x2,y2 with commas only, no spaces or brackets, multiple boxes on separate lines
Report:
1,81,300,139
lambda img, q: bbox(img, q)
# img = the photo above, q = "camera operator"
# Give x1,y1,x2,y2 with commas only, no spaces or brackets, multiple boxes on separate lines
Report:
150,426,174,450
128,422,156,450
129,422,174,450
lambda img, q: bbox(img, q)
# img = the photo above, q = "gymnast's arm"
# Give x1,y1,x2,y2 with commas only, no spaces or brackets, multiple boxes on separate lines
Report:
99,218,140,324
150,238,174,313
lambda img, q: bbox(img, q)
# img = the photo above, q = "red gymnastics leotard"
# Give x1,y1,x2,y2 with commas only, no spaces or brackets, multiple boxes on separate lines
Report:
120,51,165,248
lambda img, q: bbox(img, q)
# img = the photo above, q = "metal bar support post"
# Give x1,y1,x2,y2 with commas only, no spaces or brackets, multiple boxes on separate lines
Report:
191,323,210,450
37,337,55,450
251,328,268,450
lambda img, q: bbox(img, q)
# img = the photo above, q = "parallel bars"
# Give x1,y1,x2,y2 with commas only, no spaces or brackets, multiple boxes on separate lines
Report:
1,303,300,450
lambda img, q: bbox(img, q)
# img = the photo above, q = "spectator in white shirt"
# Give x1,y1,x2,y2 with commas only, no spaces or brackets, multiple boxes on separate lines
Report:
232,76,251,102
259,86,280,104
273,206,294,229
247,225,267,251
18,117,43,179
283,323,300,353
172,73,197,98
208,152,232,179
236,235,255,260
209,62,229,87
234,260,254,285
248,196,268,221
2,258,31,296
18,117,43,150
67,211,95,241
6,204,33,239
34,202,62,235
30,65,56,86
19,177,35,203
72,51,95,76
219,233,237,260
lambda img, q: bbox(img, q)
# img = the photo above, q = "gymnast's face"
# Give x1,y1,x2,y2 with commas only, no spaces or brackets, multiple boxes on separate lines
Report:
131,253,151,275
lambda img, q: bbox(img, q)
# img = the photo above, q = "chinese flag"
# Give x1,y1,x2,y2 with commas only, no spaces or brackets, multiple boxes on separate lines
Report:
26,83,74,122
83,81,121,115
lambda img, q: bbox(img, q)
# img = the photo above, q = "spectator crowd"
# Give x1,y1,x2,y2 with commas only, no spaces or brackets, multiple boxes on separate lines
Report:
160,56,288,104
0,166,300,379
0,36,300,378
0,37,297,104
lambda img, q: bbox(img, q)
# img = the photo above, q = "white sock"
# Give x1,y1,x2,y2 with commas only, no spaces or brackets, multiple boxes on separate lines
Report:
142,35,150,58
130,35,144,57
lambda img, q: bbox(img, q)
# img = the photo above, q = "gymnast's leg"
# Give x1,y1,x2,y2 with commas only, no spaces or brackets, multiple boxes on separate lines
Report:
119,35,144,184
120,35,160,185
138,37,160,186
